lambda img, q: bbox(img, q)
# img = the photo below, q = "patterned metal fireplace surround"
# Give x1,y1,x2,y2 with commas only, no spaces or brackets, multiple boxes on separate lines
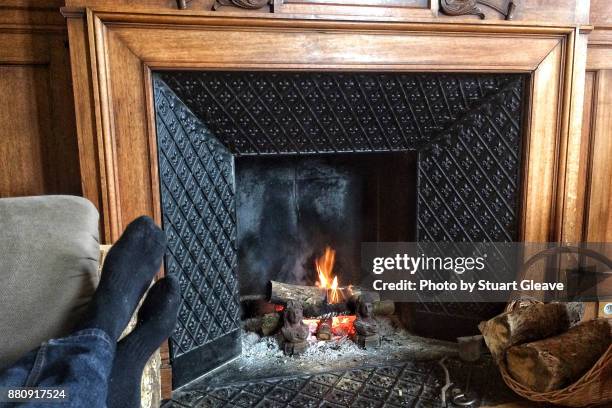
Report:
153,72,526,388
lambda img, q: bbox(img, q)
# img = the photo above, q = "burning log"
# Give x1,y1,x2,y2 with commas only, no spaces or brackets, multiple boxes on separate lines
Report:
267,280,385,318
506,319,611,392
268,280,380,305
268,280,326,305
267,280,339,317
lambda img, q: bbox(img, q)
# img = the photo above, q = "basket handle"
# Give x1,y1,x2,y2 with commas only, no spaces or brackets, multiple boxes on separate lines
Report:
509,246,612,304
519,246,612,278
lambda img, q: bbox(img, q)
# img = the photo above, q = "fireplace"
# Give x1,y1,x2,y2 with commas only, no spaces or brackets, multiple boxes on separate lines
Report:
153,71,527,388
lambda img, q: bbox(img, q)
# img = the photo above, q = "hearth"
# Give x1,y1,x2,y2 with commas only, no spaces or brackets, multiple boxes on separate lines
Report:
152,71,527,389
170,356,519,408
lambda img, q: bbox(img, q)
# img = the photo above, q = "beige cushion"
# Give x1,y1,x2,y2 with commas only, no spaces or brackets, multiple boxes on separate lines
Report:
0,195,100,370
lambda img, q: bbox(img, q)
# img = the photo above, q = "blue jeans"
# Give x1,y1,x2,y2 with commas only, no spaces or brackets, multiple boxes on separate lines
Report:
0,329,115,407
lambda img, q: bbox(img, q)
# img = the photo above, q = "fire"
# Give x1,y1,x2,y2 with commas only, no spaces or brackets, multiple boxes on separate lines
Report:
331,315,356,336
302,315,357,338
299,246,356,340
330,276,339,302
315,246,340,303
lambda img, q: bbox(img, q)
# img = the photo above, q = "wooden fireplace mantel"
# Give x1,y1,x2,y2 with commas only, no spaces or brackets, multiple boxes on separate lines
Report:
63,7,588,245
60,5,594,397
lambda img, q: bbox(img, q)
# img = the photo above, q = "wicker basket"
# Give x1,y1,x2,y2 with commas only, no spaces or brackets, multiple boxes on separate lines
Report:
496,246,612,407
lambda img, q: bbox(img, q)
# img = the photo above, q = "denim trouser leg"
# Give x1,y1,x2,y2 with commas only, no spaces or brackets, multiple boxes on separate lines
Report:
0,328,115,408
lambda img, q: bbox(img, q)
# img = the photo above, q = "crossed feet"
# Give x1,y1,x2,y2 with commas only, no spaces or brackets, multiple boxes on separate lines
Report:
76,216,180,408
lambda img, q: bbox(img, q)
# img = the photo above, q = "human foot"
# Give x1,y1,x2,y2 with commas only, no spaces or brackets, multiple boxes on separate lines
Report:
107,276,180,408
76,216,167,342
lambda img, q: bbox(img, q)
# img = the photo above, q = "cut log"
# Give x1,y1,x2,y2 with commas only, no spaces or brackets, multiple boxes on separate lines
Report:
268,281,379,305
267,280,335,316
267,280,386,318
478,303,570,358
506,319,611,392
268,281,326,306
347,287,381,303
305,301,352,318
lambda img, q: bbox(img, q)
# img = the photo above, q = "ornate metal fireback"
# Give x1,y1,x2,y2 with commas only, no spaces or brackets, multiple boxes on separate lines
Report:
154,71,526,380
160,72,520,156
154,78,241,385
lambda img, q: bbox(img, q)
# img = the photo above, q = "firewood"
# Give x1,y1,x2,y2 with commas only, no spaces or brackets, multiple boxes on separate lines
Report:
267,280,382,317
268,281,326,306
506,319,611,392
268,281,379,304
478,303,570,358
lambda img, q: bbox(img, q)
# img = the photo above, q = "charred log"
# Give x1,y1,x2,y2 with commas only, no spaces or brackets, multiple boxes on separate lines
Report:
267,280,388,318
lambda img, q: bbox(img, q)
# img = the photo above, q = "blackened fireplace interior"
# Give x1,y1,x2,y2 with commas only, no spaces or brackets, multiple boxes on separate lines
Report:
153,71,527,388
236,152,417,298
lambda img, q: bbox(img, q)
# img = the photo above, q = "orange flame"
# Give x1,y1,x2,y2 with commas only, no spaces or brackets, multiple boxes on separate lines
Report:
303,315,357,338
315,246,340,303
331,315,356,336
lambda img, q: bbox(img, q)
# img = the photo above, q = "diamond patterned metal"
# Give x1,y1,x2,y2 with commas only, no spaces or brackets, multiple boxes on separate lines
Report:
415,82,524,319
154,78,241,359
417,84,524,243
159,72,520,155
169,358,516,408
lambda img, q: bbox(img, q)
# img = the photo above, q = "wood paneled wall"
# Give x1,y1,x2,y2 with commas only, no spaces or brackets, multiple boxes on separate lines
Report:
582,70,612,244
0,1,607,298
582,3,612,318
0,0,80,198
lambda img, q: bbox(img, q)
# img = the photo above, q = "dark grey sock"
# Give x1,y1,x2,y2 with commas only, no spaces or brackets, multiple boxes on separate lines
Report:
107,276,180,408
76,216,167,341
